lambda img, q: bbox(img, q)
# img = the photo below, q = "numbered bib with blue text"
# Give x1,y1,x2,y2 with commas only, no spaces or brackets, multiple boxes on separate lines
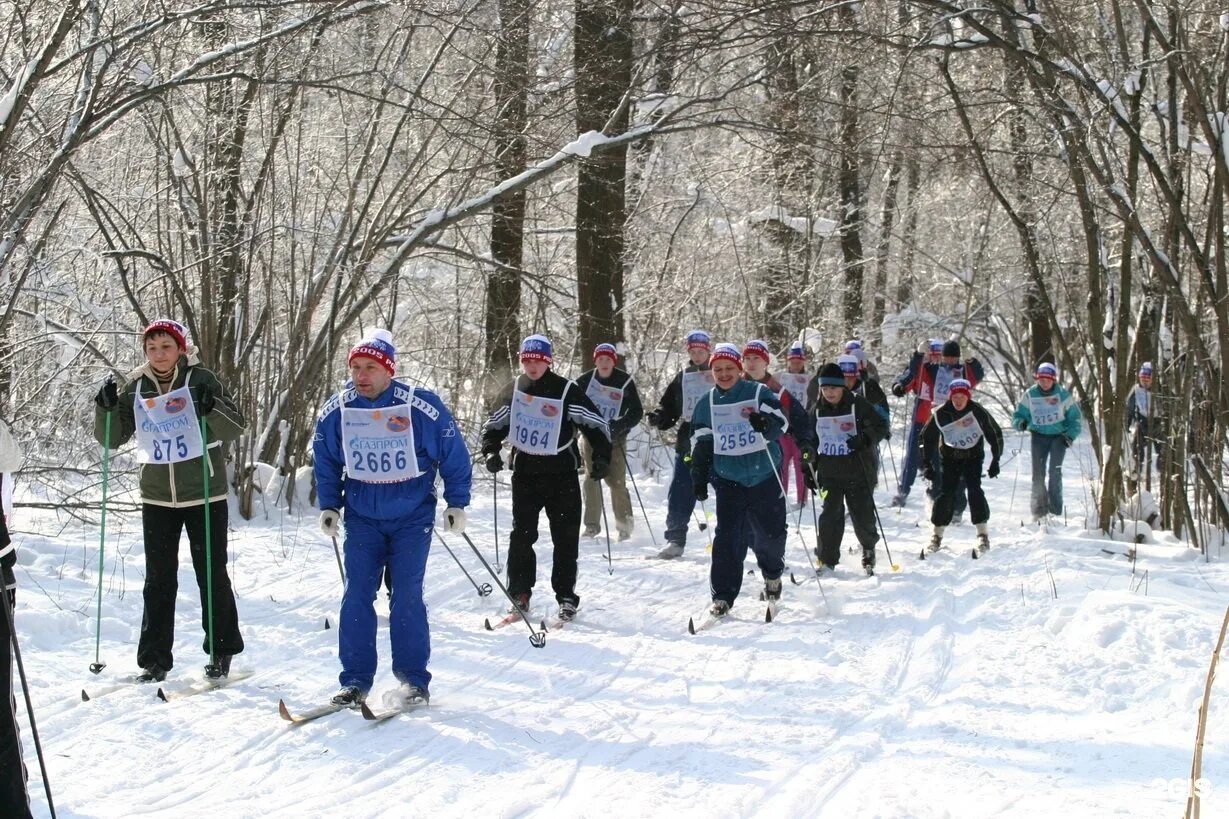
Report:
342,401,420,483
510,390,564,455
932,366,958,405
815,412,857,456
779,373,810,406
682,370,716,423
710,394,766,456
939,412,983,449
134,386,204,464
585,380,624,423
1028,393,1063,427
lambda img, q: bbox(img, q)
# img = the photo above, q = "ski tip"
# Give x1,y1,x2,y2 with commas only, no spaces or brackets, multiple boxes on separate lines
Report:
972,549,979,559
687,617,697,635
765,606,774,623
540,619,549,632
80,689,90,702
156,687,169,702
359,701,380,721
483,618,494,631
278,699,293,722
918,548,926,560
323,617,331,630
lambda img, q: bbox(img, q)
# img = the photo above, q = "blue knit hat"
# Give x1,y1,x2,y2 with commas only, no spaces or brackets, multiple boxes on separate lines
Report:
1035,362,1057,379
710,342,742,368
1139,362,1153,377
928,339,944,353
787,343,806,361
837,354,859,374
742,339,771,362
349,329,396,375
949,378,972,398
520,334,553,364
685,330,712,351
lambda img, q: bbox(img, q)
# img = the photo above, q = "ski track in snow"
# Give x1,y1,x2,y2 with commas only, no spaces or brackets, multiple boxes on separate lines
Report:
8,439,1229,816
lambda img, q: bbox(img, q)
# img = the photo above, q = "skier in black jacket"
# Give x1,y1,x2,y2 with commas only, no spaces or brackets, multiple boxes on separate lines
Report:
481,335,612,622
921,378,1003,556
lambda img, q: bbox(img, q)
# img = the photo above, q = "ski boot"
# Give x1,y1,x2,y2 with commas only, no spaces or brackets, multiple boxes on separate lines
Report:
331,686,366,708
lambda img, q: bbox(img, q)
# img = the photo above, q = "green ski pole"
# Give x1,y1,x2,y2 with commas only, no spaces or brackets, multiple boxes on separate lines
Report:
200,415,221,678
90,410,112,675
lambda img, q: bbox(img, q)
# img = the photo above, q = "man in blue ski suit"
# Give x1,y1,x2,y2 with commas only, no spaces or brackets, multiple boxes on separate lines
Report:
314,330,471,708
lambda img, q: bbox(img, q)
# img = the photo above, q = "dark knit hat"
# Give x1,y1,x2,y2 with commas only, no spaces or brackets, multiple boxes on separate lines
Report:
942,340,961,358
818,362,846,387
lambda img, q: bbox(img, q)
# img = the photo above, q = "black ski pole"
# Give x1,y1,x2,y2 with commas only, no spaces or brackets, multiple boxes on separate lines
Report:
2,592,56,818
330,535,345,584
433,529,492,597
621,441,657,546
492,478,502,573
458,532,545,647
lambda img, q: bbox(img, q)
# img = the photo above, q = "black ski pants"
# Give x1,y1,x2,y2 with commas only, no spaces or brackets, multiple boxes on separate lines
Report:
932,457,989,527
507,471,582,606
138,501,244,671
816,480,878,567
0,591,30,818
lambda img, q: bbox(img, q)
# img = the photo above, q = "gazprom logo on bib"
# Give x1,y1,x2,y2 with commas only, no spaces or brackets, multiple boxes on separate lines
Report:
386,415,410,432
610,391,622,400
541,404,559,417
165,396,188,413
839,421,855,432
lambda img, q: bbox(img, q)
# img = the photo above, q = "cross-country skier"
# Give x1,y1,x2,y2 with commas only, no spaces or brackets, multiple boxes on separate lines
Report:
314,329,471,709
92,319,246,682
481,334,611,621
1012,362,1082,522
577,343,643,540
0,417,29,816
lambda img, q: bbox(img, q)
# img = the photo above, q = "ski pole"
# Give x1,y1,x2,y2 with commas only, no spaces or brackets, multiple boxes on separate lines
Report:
432,529,491,597
2,590,56,818
458,531,545,647
492,477,502,573
330,536,345,584
868,490,901,572
91,410,112,675
621,442,657,547
597,482,613,576
1009,430,1024,518
200,416,220,678
792,462,829,610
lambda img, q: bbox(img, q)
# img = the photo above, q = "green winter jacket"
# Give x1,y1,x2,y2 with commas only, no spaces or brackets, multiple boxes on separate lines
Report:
92,356,245,507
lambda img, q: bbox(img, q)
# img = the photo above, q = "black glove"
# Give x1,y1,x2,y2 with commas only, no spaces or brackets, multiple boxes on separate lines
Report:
922,465,936,483
802,465,818,492
1062,434,1073,449
692,472,709,501
590,456,610,481
197,382,216,416
845,432,870,452
1014,419,1028,432
988,458,1000,479
484,452,503,473
95,376,118,410
647,409,671,431
609,420,627,440
747,412,769,433
891,383,906,398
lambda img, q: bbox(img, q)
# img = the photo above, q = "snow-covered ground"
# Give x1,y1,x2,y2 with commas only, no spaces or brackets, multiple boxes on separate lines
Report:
8,434,1229,817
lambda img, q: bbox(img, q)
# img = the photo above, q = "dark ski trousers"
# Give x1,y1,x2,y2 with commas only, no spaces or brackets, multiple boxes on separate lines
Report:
0,592,31,819
710,475,786,606
507,471,582,606
664,450,698,546
816,480,878,567
138,501,244,671
931,457,989,527
339,506,433,693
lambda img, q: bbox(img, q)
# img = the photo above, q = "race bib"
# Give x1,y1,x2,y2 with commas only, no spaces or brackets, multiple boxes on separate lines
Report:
815,412,857,457
134,386,204,464
1134,388,1152,419
342,401,421,483
585,379,624,422
939,412,984,449
779,372,810,405
681,370,715,422
1029,393,1063,427
932,366,958,404
510,389,564,455
710,394,766,456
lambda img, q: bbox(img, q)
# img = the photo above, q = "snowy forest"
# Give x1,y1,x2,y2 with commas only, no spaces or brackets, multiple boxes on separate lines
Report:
4,1,1229,816
3,1,1229,540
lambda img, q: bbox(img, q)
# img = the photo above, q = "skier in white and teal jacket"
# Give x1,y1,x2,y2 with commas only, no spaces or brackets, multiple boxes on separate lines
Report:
689,343,808,617
1011,362,1082,521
